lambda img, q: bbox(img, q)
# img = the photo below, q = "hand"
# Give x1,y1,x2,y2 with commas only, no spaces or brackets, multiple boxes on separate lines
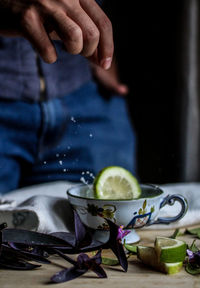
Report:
91,58,129,96
0,0,113,67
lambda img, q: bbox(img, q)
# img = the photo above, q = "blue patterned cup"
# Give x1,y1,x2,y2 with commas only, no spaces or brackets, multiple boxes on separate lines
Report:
67,184,188,243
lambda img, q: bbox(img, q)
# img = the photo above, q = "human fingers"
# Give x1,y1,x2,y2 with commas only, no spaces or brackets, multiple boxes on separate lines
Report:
21,7,57,63
66,6,100,58
92,64,129,96
80,0,114,70
51,10,83,55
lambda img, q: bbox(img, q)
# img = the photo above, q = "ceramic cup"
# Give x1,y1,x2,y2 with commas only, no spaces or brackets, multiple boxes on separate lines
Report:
67,184,188,243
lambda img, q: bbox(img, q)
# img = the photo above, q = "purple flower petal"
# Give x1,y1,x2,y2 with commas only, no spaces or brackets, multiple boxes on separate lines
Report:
77,253,90,268
91,265,107,278
0,257,41,270
187,249,195,260
2,228,72,247
117,226,131,241
91,250,102,265
51,266,87,283
74,211,92,248
51,250,106,283
103,219,128,272
50,232,75,247
51,248,77,266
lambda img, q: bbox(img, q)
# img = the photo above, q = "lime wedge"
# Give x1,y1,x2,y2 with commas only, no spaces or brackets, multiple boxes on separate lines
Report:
137,246,183,274
93,166,141,200
155,236,187,263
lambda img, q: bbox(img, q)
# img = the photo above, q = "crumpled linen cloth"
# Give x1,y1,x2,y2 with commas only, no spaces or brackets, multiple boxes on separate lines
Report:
0,181,199,233
0,181,76,233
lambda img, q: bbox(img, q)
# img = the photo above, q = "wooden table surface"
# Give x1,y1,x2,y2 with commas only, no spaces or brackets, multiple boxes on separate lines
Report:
0,227,199,288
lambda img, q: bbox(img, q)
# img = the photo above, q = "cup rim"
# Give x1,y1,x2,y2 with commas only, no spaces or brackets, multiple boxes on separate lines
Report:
67,183,164,202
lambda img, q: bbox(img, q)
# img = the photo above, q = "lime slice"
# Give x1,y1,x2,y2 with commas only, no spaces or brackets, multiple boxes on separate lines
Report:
155,236,187,263
93,166,141,200
137,246,183,274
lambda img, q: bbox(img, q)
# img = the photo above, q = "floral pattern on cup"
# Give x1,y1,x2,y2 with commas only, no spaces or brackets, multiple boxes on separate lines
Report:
85,200,155,230
86,204,116,230
126,200,155,229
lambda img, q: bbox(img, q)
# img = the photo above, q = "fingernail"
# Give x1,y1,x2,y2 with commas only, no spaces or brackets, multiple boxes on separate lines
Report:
101,57,112,70
118,85,129,95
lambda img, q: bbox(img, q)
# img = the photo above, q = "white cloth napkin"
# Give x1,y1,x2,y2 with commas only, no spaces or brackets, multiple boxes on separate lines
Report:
0,181,199,233
145,182,200,230
0,181,76,233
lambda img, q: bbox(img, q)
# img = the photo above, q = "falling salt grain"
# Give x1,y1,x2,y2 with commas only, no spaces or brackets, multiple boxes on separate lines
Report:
90,173,95,179
43,161,47,164
71,116,76,123
80,177,88,185
56,153,59,158
59,160,63,165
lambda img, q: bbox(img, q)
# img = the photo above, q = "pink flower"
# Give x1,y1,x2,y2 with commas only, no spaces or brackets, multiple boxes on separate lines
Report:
117,225,131,241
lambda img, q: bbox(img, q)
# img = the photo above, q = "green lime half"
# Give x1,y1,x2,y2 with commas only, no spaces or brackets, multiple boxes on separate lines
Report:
93,166,141,200
154,236,187,263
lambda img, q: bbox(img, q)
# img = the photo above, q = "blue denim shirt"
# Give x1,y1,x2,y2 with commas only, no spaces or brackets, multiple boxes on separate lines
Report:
0,37,92,102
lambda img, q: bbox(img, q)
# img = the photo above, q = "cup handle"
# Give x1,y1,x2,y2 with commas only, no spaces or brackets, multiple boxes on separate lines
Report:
147,194,188,226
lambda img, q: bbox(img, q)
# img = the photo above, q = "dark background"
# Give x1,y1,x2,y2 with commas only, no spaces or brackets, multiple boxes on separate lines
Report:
105,1,183,184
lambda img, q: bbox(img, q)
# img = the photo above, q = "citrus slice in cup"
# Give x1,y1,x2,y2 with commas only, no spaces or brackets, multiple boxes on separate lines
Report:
93,166,141,200
154,236,187,263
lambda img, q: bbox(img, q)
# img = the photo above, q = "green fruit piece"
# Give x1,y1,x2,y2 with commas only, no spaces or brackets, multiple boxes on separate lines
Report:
124,243,138,254
102,257,119,266
93,166,141,200
163,262,183,274
137,246,183,274
155,236,187,263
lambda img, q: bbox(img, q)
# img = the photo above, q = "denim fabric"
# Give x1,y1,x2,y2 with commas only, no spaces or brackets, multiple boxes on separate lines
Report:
0,81,136,194
0,0,103,102
0,38,92,102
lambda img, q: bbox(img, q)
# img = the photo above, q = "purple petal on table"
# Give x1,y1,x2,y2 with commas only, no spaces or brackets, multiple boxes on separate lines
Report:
79,239,103,252
90,250,107,278
74,211,92,248
103,219,128,272
47,245,78,255
0,257,41,270
49,232,75,247
51,266,87,283
53,248,77,266
52,249,106,281
77,253,90,265
2,228,72,247
6,243,51,264
91,249,102,265
91,264,107,278
77,250,107,277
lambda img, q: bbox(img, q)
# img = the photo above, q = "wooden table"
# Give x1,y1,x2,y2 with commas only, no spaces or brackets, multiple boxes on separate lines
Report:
0,227,199,288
